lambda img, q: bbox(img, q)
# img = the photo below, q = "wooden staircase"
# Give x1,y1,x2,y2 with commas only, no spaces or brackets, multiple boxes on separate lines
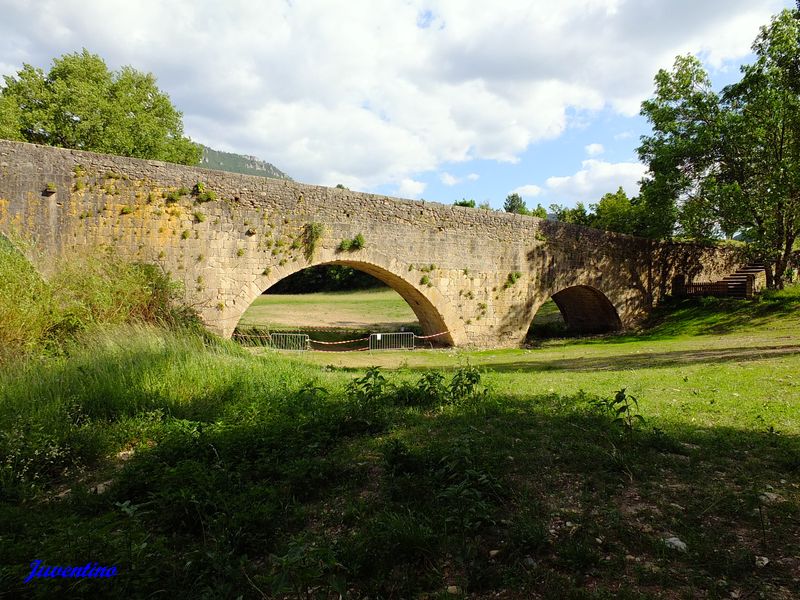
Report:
683,264,766,299
721,264,766,299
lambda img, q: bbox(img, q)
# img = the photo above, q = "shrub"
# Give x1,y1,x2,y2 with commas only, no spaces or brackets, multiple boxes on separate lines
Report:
191,182,217,203
164,189,183,203
503,271,522,289
337,234,365,252
0,237,198,363
303,222,324,260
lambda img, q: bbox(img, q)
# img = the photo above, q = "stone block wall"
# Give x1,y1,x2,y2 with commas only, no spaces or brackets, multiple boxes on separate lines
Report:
0,140,744,347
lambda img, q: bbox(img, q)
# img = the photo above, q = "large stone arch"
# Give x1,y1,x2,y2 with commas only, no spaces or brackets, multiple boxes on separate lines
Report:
550,284,622,334
221,246,466,346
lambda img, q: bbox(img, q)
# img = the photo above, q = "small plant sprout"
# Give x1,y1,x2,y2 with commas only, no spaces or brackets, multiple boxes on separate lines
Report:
503,271,522,289
593,388,646,434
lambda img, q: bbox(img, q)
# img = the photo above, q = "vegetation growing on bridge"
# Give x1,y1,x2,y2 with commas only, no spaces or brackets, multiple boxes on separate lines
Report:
337,232,366,252
302,222,324,260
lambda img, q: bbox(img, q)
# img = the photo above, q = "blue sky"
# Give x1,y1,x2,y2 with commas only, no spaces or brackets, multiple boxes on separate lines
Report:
0,0,795,210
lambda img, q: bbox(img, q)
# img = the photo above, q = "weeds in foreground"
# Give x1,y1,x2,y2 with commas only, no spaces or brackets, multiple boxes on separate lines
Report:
593,388,646,434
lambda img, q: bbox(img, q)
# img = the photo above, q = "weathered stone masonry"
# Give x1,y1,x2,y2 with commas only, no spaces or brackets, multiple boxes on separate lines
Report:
0,140,742,347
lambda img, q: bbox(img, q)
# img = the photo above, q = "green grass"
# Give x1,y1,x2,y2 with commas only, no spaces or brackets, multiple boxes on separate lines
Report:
1,284,799,598
238,286,419,331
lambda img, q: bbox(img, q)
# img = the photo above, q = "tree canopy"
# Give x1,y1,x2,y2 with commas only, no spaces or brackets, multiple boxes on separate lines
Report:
503,193,526,214
638,9,800,287
0,49,200,165
503,193,546,218
453,198,476,208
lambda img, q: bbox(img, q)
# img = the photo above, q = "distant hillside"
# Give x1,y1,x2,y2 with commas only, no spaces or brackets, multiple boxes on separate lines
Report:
198,145,291,180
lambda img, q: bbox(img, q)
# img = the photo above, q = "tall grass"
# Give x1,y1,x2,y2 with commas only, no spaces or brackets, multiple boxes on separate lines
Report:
0,324,325,499
0,236,198,363
0,235,54,359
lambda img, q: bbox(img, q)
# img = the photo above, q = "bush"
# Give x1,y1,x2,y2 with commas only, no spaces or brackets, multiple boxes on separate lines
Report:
0,238,199,363
338,233,365,252
191,182,217,202
303,222,324,259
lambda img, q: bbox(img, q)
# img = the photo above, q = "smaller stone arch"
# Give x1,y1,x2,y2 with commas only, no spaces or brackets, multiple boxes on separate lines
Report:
550,285,622,334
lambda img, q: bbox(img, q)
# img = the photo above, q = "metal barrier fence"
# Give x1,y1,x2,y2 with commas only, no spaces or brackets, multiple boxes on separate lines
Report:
234,328,450,352
369,332,415,350
270,333,311,350
234,330,310,350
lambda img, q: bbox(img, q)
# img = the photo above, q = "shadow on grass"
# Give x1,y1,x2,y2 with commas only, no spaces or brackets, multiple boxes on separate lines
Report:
607,291,800,344
477,343,800,373
1,382,798,599
523,288,800,350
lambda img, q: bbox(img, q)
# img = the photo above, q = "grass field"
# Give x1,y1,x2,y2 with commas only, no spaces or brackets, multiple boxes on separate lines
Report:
238,287,419,331
1,286,798,598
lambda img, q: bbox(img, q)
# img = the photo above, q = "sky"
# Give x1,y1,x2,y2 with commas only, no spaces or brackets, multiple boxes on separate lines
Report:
0,0,795,209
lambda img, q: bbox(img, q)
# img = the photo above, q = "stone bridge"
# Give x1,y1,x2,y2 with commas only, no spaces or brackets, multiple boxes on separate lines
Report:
0,140,742,347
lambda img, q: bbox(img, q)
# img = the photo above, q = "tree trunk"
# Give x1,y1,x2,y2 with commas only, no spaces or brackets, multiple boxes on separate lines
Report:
774,232,798,290
773,258,786,290
765,262,776,289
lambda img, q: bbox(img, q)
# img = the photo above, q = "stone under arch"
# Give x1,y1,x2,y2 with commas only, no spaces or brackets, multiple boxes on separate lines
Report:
228,251,464,346
549,285,622,334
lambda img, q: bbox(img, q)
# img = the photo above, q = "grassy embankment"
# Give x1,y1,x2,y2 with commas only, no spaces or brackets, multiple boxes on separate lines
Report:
1,240,798,598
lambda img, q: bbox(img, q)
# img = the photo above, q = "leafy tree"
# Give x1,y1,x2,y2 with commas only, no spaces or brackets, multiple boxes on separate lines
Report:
453,198,476,208
0,95,22,141
590,187,642,235
529,203,547,219
503,193,528,215
0,49,200,165
638,9,800,287
477,201,492,210
637,54,718,239
549,202,592,227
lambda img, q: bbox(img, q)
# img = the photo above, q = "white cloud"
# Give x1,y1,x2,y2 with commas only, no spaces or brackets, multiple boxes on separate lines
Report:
584,143,604,156
544,159,647,205
0,0,786,190
466,173,479,181
440,172,460,186
511,184,543,199
397,178,427,199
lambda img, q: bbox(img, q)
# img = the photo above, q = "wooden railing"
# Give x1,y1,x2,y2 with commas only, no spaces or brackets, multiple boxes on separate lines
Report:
684,282,732,297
